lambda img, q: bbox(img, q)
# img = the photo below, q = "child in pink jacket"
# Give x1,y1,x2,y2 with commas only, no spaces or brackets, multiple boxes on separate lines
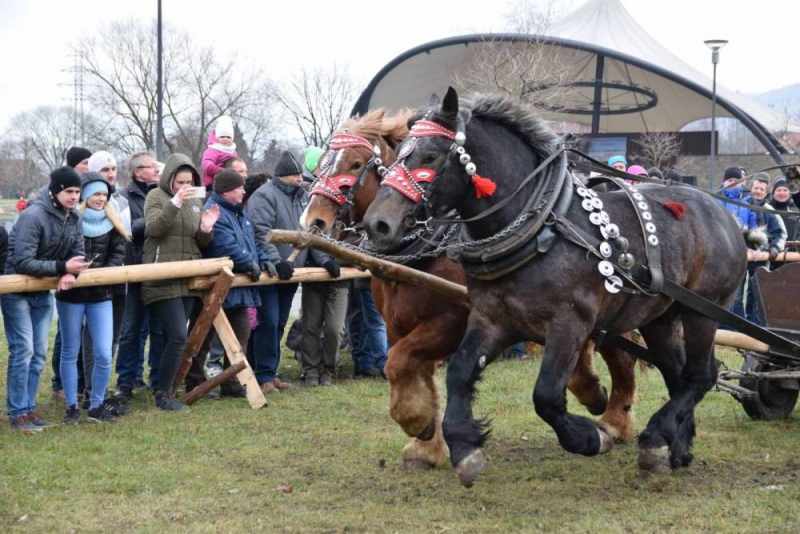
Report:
201,116,238,189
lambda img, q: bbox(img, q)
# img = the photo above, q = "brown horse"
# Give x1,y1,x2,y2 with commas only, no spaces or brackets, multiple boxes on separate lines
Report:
301,109,637,470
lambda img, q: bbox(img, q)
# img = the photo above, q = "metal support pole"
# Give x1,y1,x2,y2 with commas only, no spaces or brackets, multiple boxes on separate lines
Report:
156,0,164,161
710,60,718,192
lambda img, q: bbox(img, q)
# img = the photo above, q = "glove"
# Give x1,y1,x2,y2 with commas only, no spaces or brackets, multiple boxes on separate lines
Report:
260,260,277,278
769,246,780,261
322,259,341,278
249,261,261,282
275,260,294,281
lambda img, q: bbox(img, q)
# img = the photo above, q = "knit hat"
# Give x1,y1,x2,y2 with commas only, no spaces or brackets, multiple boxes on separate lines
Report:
49,166,82,195
66,146,92,168
80,174,112,201
303,146,325,174
647,167,664,180
752,172,770,183
274,151,303,177
772,177,789,193
215,116,234,139
723,166,743,181
214,169,245,194
88,151,117,173
664,170,682,182
627,165,648,177
607,155,627,167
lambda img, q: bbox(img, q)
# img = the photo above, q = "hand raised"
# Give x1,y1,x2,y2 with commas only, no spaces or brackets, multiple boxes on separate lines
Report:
200,204,220,232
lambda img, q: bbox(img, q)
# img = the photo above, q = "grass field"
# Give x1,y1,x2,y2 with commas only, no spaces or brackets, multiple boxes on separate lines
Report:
1,321,799,532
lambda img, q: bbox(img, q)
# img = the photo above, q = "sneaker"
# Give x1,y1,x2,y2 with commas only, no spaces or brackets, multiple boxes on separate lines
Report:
87,404,116,423
132,380,150,393
10,415,42,434
27,412,55,428
155,396,187,411
114,386,133,403
205,363,223,379
63,405,80,425
81,396,91,410
52,389,66,401
103,397,132,416
319,373,334,387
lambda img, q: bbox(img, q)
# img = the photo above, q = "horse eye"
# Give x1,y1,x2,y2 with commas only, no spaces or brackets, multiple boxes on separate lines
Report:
422,153,438,165
351,161,363,171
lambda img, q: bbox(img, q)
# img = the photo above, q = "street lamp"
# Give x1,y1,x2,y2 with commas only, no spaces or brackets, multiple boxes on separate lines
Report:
705,39,728,191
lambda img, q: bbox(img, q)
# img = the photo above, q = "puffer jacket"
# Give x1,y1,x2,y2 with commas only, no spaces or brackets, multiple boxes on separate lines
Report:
718,187,757,229
246,178,328,267
202,193,267,309
120,179,154,266
4,187,85,279
141,154,213,307
56,228,127,303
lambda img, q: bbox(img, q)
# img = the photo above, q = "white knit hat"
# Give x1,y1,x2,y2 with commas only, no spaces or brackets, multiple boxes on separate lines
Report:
87,150,117,173
215,116,234,139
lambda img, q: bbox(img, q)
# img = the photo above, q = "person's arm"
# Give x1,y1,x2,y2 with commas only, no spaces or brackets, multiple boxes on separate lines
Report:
145,193,179,238
247,192,282,262
104,231,128,267
13,216,58,276
201,149,224,178
0,226,8,273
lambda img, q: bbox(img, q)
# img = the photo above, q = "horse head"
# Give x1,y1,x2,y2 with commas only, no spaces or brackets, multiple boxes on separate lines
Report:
301,109,410,237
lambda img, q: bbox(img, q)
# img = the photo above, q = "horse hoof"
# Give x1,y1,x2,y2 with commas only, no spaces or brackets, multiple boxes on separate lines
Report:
455,449,486,488
597,423,614,454
417,419,436,442
638,446,670,475
402,459,434,471
587,386,609,416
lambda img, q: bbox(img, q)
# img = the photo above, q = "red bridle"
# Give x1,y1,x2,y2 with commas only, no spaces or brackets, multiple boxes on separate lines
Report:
311,133,375,206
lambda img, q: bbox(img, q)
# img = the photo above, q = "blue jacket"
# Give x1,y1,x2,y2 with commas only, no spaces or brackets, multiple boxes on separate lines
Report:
203,193,267,309
718,188,757,229
747,196,787,252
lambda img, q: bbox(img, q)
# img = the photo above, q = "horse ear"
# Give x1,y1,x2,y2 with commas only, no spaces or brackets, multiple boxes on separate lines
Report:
442,87,459,116
428,93,441,107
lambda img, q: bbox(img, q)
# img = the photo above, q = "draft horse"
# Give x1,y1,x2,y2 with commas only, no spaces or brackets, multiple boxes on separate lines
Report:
302,108,638,470
363,88,746,486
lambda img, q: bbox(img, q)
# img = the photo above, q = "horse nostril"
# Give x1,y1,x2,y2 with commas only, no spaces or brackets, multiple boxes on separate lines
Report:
311,219,326,231
375,220,391,237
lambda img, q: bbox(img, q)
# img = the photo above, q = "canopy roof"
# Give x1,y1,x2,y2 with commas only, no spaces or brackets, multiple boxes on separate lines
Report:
353,0,795,161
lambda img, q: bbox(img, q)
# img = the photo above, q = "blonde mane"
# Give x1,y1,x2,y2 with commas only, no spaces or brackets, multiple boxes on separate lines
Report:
337,108,413,148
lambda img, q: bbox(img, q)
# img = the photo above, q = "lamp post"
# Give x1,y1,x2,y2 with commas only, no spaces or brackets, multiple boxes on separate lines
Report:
704,39,728,192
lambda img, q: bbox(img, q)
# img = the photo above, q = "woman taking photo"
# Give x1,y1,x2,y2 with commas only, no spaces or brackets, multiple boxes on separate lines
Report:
143,153,219,411
58,172,128,424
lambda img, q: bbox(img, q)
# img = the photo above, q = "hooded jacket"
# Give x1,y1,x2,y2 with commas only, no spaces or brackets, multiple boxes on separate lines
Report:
141,154,213,306
4,187,85,279
718,187,757,229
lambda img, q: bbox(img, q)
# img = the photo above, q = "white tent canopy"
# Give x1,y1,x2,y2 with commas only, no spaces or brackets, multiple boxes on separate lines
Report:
353,0,795,161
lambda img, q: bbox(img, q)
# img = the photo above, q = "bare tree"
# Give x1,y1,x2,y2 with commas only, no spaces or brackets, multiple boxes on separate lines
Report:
631,132,682,169
274,65,359,147
0,139,48,197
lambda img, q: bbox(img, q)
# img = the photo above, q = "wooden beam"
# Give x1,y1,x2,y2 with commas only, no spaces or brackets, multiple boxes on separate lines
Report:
267,230,469,303
748,250,800,262
170,267,234,397
213,310,267,409
0,258,233,295
189,266,370,291
714,329,771,353
182,360,246,405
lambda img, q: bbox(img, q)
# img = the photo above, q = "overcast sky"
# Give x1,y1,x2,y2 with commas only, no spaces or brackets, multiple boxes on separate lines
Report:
1,0,798,135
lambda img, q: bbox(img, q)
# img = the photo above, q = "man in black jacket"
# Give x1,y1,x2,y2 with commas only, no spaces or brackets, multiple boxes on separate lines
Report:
114,152,164,400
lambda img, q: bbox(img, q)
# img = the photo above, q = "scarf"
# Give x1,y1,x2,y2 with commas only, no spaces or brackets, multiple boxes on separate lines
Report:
209,142,237,154
82,207,114,238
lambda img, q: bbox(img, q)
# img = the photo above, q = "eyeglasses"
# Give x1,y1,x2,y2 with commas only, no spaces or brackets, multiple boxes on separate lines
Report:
136,164,158,170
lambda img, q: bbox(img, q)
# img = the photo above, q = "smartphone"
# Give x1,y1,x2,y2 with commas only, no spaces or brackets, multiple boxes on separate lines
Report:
85,253,102,263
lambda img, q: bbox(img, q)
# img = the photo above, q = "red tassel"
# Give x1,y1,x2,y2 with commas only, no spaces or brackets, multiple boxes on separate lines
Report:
663,201,686,220
472,174,497,199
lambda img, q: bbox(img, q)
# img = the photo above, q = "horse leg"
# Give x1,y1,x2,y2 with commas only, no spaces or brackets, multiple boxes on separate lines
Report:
442,313,503,487
597,340,638,442
532,317,614,459
384,318,459,470
567,339,608,416
638,311,717,474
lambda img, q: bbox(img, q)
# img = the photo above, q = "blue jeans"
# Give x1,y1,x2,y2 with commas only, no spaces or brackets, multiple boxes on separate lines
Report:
116,283,164,389
732,261,763,325
346,285,388,373
2,292,54,418
57,299,113,409
253,283,298,384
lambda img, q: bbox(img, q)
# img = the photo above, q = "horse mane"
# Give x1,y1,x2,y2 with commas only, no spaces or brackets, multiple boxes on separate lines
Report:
338,108,413,149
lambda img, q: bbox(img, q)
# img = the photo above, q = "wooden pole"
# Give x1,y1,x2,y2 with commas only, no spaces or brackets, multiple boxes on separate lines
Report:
748,250,800,262
189,266,370,291
170,267,234,397
714,329,771,353
213,310,267,409
267,230,469,303
0,258,233,295
182,361,246,405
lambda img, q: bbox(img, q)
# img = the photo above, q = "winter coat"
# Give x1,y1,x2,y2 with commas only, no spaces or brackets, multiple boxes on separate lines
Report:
4,189,85,279
746,196,787,252
56,227,127,303
772,197,800,243
0,225,8,273
141,153,213,307
202,193,266,309
201,130,238,189
718,188,757,229
246,178,329,267
120,179,154,266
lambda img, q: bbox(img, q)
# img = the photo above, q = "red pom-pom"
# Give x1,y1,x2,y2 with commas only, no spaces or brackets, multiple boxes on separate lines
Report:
663,201,686,219
472,174,497,199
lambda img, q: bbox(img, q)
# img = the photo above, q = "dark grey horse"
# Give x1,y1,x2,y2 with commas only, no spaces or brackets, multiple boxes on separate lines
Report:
363,88,746,486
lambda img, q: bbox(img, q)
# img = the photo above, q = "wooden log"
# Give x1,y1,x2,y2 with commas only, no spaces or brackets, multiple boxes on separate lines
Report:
748,250,800,262
718,369,800,381
170,268,234,397
182,360,246,405
0,258,233,295
213,310,267,409
267,230,470,303
714,329,770,353
189,266,370,291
